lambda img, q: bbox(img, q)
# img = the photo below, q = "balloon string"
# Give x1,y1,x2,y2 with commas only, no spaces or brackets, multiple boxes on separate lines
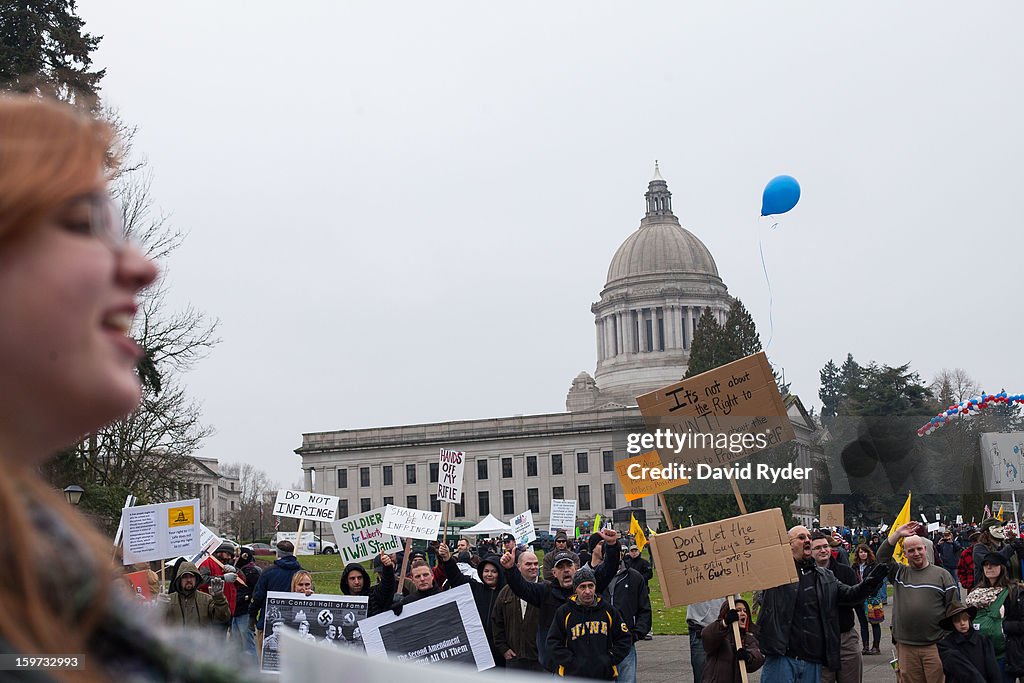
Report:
759,228,774,351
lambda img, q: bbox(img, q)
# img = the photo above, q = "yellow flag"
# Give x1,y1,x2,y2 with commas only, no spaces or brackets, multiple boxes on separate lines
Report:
889,491,912,565
998,505,1005,522
630,514,648,553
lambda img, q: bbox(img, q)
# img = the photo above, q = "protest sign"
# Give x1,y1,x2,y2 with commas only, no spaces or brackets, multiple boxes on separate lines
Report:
956,515,964,525
121,498,200,565
819,504,844,528
548,499,577,532
331,507,402,564
359,584,494,671
273,489,340,522
927,522,943,533
509,510,537,545
980,432,1024,493
279,629,541,683
261,592,369,673
437,449,465,504
649,508,798,608
615,450,688,502
636,351,796,469
382,505,442,541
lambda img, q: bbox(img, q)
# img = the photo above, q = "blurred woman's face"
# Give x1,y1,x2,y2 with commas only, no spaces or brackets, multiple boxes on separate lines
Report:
858,549,869,561
0,186,157,460
736,603,749,629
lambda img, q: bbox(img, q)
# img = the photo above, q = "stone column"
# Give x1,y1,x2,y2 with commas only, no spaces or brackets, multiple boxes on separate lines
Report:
605,316,616,358
304,467,313,490
667,305,678,348
638,309,648,352
595,317,604,361
685,306,694,350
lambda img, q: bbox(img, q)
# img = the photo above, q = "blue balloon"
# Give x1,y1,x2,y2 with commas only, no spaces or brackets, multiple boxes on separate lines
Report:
761,175,801,216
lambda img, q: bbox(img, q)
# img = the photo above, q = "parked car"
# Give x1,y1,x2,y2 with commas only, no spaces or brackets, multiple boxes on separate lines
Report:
270,532,337,555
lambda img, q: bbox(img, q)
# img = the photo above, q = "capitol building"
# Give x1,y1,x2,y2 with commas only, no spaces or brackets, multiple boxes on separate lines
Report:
297,167,821,538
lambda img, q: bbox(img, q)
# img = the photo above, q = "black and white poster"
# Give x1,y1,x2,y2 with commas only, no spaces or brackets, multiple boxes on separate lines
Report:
358,584,494,671
261,592,369,674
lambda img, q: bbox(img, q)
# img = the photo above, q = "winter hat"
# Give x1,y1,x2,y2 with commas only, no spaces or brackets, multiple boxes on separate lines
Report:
276,540,295,557
573,566,596,590
939,603,977,631
215,541,236,556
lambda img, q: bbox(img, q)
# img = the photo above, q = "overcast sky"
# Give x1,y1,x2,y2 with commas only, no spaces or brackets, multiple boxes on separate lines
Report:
79,3,1023,488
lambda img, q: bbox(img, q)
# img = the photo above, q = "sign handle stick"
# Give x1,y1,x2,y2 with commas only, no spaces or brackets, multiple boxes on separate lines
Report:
729,477,748,515
160,559,166,594
442,504,450,545
727,595,750,683
1014,491,1020,537
658,493,676,530
294,518,305,552
395,537,413,596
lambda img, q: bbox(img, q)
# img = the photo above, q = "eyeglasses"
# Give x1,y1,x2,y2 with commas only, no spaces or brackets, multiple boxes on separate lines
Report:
61,192,129,252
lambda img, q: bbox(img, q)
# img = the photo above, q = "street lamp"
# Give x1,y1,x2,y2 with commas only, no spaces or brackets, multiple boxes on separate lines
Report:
63,485,84,506
677,505,684,527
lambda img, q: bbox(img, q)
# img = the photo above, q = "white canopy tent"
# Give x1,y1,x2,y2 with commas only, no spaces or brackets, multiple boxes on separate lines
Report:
461,513,512,536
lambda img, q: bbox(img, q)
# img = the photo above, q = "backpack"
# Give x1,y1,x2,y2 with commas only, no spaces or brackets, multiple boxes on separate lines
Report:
973,588,1009,656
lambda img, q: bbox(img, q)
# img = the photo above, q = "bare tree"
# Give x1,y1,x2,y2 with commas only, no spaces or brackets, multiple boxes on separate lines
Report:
931,368,981,406
223,463,277,540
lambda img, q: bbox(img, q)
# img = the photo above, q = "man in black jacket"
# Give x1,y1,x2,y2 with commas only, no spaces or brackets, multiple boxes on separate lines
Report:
501,527,620,672
623,545,653,582
757,525,886,683
340,551,396,617
811,532,862,683
600,549,651,683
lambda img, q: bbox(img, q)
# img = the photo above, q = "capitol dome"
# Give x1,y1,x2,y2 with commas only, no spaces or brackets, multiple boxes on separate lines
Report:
567,164,733,411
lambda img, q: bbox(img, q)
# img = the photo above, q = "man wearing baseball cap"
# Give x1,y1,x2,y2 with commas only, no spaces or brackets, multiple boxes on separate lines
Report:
542,531,579,581
503,527,620,672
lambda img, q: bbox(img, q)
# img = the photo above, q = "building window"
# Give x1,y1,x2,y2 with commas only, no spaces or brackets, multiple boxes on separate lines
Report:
360,498,371,513
551,454,563,476
553,486,564,501
429,462,439,483
360,467,370,488
577,451,588,474
337,469,348,488
603,450,614,472
502,490,515,515
479,491,490,516
604,483,616,510
383,465,393,486
526,455,538,477
454,493,466,518
578,485,591,511
631,498,643,508
230,501,235,511
338,499,349,518
406,464,416,485
407,495,417,509
430,494,441,512
502,457,513,478
646,319,654,351
383,496,393,507
478,459,488,480
528,488,539,514
658,317,665,351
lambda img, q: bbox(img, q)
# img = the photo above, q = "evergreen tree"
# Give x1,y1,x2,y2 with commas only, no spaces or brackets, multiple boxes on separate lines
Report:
839,354,861,400
721,299,761,360
0,0,104,108
819,359,842,426
684,308,724,378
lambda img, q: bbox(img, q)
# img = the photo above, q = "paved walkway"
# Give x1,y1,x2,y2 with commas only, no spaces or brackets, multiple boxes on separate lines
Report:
636,635,897,682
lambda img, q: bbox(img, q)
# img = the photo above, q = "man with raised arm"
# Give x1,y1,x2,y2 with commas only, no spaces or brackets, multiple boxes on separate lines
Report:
877,521,957,683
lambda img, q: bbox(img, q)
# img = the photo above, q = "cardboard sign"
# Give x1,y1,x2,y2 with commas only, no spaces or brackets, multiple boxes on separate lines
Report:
437,449,466,504
273,489,340,522
124,570,153,600
509,510,537,545
615,450,688,502
649,508,798,608
359,585,494,671
382,505,442,541
819,504,844,528
548,499,577,532
980,433,1024,493
121,498,201,564
331,507,402,564
261,592,369,673
636,352,796,469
